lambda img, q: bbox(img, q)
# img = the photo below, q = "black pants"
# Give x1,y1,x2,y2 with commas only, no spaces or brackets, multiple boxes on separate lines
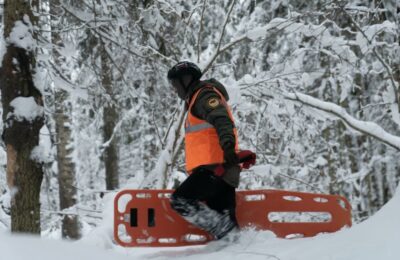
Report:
170,168,238,239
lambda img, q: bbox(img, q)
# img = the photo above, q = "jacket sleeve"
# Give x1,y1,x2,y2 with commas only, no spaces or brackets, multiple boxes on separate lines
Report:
191,88,236,149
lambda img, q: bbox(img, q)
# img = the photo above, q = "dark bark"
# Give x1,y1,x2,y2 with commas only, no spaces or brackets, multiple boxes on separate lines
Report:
101,43,119,190
0,0,44,234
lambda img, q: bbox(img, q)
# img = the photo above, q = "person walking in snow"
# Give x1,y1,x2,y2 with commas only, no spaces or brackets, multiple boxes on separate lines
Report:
168,61,244,239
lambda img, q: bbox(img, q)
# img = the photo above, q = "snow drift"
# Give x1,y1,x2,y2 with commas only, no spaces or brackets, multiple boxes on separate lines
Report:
1,187,399,260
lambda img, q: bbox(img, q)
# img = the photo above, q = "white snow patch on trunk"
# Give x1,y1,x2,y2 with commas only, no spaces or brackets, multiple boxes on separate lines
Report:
8,15,35,51
10,96,43,122
33,66,46,96
30,126,53,163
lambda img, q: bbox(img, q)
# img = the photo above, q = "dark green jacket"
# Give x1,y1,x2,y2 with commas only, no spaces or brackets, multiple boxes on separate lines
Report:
187,79,236,150
186,79,240,187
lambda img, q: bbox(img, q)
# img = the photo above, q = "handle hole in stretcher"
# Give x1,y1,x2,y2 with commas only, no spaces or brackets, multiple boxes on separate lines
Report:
117,224,132,243
285,233,304,239
158,238,177,244
314,197,329,203
268,212,332,223
137,237,156,244
282,196,302,202
337,199,348,210
117,194,132,213
245,194,266,201
148,208,155,227
130,208,138,227
183,234,208,243
122,213,130,223
158,192,172,199
136,193,152,199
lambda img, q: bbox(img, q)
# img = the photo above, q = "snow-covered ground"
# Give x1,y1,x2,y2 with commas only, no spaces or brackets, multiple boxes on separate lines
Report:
2,187,399,260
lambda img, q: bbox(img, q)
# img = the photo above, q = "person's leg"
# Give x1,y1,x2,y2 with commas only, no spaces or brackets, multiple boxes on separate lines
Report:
170,169,222,232
170,168,216,217
205,175,238,239
170,169,220,230
206,179,237,220
170,168,238,239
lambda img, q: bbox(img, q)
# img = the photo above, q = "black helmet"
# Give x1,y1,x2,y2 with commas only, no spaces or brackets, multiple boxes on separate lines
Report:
167,61,202,81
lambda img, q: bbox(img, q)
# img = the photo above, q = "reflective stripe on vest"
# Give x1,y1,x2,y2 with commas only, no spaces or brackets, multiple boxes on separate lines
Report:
184,86,239,173
185,122,214,133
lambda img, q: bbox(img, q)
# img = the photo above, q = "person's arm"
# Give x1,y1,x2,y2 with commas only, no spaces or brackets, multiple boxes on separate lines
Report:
191,89,238,165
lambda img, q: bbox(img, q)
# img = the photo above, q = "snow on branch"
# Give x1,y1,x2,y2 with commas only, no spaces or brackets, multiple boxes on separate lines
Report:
284,91,400,151
201,14,307,74
60,3,144,59
334,2,400,117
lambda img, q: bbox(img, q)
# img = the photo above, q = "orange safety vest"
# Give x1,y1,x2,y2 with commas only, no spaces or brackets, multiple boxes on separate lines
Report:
185,86,239,173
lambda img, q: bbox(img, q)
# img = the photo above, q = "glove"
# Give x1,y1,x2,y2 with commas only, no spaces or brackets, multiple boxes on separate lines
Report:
237,150,256,169
222,142,239,167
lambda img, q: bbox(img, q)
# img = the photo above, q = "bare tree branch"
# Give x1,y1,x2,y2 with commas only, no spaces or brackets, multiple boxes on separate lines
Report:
197,0,208,63
202,0,237,74
152,108,165,148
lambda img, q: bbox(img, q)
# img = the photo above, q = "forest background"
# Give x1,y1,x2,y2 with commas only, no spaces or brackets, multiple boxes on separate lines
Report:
0,0,399,240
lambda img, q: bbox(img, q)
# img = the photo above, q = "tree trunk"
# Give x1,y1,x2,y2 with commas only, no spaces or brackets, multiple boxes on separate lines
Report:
100,42,119,190
51,0,80,239
0,0,44,234
54,91,79,239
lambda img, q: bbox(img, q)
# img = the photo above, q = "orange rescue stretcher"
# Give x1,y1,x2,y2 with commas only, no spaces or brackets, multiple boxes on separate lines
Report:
114,189,352,247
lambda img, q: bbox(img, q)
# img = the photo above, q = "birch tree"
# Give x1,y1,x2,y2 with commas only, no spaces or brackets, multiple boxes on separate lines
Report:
51,0,80,239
